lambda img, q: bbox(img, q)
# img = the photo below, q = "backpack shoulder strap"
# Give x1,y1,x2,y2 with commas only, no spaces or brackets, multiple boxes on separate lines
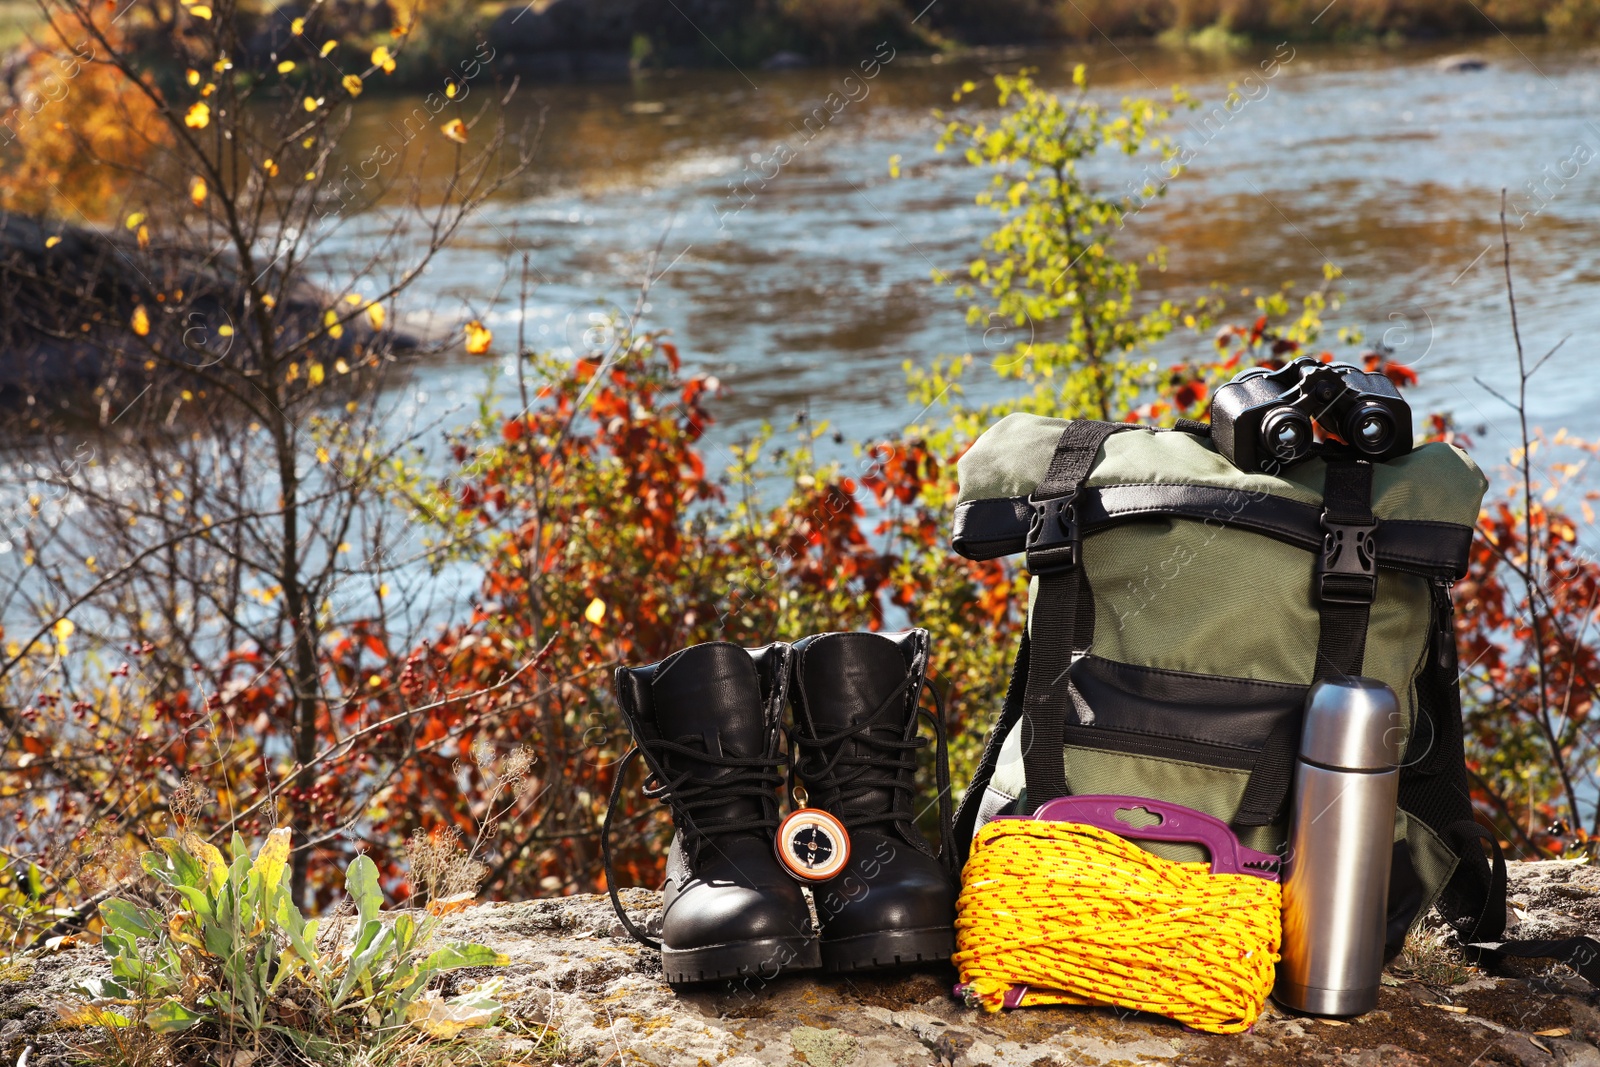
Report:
1017,420,1130,813
1402,583,1600,983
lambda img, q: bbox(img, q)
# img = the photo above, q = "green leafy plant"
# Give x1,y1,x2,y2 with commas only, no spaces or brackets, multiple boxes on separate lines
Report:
920,66,1198,428
76,826,507,1053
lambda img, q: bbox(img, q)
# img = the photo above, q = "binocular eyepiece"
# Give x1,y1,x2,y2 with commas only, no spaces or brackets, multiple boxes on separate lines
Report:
1210,357,1413,473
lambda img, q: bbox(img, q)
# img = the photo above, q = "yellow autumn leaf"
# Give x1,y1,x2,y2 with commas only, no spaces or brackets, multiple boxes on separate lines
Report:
186,68,200,85
323,309,343,340
131,305,150,337
52,619,74,656
124,212,145,229
302,96,322,112
440,118,468,144
365,303,385,330
344,293,363,305
189,3,211,17
136,225,149,250
405,986,500,1038
446,81,458,99
290,16,304,33
584,597,606,624
342,73,362,96
189,176,207,205
316,446,330,464
371,44,395,73
309,362,325,386
263,157,280,177
286,361,300,383
320,39,337,57
335,358,351,374
44,235,61,249
181,833,229,890
218,324,233,337
305,170,317,181
463,320,491,355
277,59,295,74
251,827,293,891
185,101,210,128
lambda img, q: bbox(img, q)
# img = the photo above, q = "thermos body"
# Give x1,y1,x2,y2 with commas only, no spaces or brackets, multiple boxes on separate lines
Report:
1276,677,1404,1017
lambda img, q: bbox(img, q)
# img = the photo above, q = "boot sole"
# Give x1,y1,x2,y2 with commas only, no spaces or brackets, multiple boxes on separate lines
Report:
821,926,956,972
661,936,822,985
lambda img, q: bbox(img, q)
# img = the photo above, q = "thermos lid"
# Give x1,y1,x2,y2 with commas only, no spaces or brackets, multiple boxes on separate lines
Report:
1301,677,1403,771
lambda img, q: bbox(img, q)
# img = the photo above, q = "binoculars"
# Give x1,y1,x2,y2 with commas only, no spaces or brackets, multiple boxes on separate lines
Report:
1210,357,1413,473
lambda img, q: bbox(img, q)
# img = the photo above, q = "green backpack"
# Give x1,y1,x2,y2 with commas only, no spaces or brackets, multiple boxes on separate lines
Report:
949,414,1499,957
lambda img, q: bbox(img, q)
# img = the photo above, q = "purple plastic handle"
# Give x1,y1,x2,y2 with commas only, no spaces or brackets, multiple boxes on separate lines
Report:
1008,794,1280,882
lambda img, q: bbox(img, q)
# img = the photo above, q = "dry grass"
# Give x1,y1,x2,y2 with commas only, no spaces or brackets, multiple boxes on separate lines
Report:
1394,928,1474,987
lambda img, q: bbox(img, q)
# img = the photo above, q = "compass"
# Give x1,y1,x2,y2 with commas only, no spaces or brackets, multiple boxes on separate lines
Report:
774,808,850,882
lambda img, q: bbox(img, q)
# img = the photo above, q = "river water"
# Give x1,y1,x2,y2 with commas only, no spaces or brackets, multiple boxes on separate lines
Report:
334,35,1600,476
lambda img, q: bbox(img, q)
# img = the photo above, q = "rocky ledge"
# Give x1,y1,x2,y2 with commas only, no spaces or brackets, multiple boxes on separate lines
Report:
5,861,1598,1067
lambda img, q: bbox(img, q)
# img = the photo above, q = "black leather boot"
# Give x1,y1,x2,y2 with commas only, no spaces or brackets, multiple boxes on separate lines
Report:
604,641,821,985
786,628,958,972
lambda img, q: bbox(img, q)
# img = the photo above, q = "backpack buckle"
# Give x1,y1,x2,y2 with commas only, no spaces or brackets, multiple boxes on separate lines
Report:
1317,512,1378,604
1026,492,1081,575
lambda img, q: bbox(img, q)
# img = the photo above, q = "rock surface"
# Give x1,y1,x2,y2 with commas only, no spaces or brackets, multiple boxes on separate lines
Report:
5,862,1598,1066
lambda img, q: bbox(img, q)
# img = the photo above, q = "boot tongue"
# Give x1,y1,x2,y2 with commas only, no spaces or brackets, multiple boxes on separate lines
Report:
650,643,768,778
799,633,910,737
797,633,920,825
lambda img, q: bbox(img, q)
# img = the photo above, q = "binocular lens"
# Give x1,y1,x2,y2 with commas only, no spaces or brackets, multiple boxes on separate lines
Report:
1260,407,1314,463
1346,403,1396,455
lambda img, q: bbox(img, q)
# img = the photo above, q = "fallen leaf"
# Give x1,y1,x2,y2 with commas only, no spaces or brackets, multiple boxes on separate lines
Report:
464,320,492,355
405,981,502,1039
1534,1028,1571,1037
440,118,468,144
426,892,476,917
1434,1004,1468,1014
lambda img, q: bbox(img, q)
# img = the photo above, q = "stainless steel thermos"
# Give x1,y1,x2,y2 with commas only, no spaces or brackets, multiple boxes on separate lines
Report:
1276,677,1404,1016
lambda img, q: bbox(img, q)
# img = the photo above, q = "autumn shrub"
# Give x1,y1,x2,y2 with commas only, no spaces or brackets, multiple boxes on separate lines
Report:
0,6,167,217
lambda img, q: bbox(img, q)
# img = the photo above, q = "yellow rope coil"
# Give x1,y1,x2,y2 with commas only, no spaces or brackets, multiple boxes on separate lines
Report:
954,819,1281,1035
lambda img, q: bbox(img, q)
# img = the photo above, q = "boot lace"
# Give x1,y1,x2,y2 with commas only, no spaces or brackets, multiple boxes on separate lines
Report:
602,734,784,949
788,674,957,874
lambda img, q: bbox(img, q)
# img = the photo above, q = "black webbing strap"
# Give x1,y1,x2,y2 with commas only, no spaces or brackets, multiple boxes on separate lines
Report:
950,631,1030,862
1232,716,1301,826
1313,459,1378,681
1238,459,1378,826
1018,421,1128,814
1446,820,1600,986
